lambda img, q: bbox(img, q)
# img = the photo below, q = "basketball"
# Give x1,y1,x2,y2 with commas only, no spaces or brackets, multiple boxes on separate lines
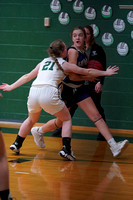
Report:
88,60,103,70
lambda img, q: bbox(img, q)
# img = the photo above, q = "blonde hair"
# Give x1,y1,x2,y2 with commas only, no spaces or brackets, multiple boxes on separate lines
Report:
48,40,65,72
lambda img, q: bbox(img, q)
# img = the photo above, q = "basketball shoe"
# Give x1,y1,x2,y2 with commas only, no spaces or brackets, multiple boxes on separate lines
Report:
110,139,129,157
31,127,45,148
10,143,20,154
8,192,13,200
59,145,76,161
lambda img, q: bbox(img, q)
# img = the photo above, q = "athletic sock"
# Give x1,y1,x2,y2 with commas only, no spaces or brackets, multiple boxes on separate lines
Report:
107,138,116,147
62,137,71,152
14,135,25,149
38,127,43,134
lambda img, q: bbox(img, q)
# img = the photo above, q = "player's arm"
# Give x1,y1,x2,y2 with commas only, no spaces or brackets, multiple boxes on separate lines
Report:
64,48,119,77
67,48,78,64
63,62,119,77
68,73,97,82
0,63,40,91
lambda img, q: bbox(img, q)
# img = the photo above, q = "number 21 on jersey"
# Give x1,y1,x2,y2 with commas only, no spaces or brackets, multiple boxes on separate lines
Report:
42,61,55,71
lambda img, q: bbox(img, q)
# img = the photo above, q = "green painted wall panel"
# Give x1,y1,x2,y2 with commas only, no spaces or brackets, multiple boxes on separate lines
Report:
0,59,39,73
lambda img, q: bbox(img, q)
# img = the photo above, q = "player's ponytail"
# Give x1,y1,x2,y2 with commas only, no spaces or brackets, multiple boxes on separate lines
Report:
48,40,65,73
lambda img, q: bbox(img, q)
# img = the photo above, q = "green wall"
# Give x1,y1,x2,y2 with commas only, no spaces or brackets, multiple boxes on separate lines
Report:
0,0,133,130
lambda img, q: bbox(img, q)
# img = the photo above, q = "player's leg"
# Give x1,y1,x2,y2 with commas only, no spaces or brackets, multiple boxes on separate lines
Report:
54,105,76,161
77,97,129,157
0,132,13,200
10,111,41,154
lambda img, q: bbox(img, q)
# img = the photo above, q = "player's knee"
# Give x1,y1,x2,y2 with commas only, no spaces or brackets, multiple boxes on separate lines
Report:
93,114,102,124
54,119,62,129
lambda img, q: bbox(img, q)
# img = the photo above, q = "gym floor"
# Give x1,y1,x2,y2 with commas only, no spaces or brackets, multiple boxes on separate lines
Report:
3,129,133,200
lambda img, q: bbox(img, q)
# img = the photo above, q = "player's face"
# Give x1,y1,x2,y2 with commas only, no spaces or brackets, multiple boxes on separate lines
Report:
84,27,91,44
72,29,85,49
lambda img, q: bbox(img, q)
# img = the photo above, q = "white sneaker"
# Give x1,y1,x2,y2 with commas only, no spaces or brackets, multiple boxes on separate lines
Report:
110,139,129,158
31,127,45,148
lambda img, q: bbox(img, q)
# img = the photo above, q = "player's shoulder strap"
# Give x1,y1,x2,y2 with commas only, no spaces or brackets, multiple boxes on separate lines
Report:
67,46,78,51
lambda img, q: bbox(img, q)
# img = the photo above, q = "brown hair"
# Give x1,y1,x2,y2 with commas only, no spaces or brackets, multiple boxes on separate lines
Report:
71,26,86,38
48,40,65,72
83,25,95,47
71,26,87,53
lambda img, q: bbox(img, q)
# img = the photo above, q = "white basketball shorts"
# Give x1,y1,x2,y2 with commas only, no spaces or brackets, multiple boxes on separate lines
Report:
27,85,65,115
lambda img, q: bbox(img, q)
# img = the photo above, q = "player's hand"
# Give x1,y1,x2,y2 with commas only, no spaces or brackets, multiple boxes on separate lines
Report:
95,82,102,93
0,83,12,91
106,65,119,75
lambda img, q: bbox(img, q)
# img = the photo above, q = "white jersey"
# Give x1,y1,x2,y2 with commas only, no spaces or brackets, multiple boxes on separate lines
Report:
32,57,65,88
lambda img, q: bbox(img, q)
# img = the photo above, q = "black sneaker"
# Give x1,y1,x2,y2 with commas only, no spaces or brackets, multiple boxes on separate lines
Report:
10,144,20,155
59,145,76,161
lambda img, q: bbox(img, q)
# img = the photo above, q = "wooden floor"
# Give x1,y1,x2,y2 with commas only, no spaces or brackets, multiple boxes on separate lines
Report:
3,131,133,200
